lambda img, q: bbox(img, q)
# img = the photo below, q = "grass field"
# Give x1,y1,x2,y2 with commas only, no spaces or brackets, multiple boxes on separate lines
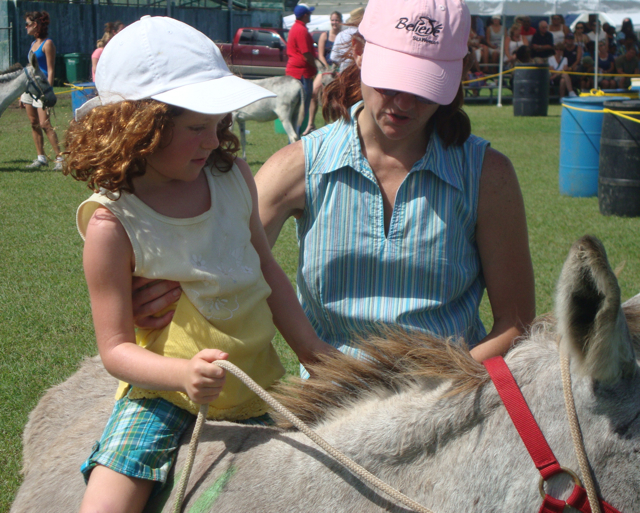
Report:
1,90,639,511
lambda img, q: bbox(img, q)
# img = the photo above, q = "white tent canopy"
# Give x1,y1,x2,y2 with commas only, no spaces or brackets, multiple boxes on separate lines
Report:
291,1,367,16
464,0,640,16
283,13,352,31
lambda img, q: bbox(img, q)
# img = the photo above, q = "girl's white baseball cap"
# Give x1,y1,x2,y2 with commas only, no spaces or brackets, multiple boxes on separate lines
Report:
76,16,275,119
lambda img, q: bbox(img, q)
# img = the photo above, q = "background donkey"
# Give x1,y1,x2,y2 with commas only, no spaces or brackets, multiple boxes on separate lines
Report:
0,54,56,118
233,75,304,159
11,235,640,512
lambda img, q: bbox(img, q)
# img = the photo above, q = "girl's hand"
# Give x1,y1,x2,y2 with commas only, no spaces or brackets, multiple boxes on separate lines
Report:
132,277,182,329
183,349,228,404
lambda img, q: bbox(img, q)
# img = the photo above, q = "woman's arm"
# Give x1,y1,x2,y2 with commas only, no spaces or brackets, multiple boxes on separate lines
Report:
317,32,329,69
571,46,583,70
254,141,307,248
470,148,536,362
605,56,616,73
504,37,513,61
92,56,99,79
43,39,55,87
236,158,333,363
84,208,226,403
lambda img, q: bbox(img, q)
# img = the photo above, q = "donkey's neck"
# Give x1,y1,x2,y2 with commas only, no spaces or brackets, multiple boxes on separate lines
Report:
0,68,29,117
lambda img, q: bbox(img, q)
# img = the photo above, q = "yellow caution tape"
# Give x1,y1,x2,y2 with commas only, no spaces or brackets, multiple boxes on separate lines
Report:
561,103,640,124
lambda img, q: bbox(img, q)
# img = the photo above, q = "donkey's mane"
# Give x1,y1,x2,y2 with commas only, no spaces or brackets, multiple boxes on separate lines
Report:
0,63,23,82
273,300,640,428
273,328,489,427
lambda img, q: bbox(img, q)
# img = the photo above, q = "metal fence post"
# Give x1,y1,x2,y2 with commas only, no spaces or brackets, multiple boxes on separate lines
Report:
228,0,232,41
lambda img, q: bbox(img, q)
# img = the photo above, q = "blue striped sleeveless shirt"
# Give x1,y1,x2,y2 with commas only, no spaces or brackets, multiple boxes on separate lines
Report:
297,102,490,370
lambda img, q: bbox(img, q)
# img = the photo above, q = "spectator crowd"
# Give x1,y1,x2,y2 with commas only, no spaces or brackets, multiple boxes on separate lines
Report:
465,15,639,99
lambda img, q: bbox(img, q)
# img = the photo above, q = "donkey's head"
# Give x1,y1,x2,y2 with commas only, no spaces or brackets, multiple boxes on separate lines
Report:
25,53,57,108
556,235,637,383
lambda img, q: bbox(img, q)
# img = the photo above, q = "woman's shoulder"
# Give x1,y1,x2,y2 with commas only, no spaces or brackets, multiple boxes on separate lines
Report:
302,116,355,173
461,133,490,152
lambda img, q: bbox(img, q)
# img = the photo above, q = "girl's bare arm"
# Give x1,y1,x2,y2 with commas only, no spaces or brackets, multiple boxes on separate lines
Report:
84,208,226,403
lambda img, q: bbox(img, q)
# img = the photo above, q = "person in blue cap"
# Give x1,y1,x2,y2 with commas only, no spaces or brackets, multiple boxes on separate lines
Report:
286,3,317,134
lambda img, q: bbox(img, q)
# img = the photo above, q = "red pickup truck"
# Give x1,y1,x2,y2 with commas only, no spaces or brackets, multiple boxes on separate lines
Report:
218,28,289,78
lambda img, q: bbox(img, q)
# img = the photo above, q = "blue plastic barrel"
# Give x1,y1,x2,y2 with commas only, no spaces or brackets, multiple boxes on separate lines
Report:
559,96,627,197
71,82,97,117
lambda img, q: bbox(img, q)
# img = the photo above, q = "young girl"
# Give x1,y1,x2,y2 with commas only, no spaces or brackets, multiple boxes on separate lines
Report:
64,16,331,513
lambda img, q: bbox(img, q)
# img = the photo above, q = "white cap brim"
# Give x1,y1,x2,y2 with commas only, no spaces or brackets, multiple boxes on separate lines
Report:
152,74,276,114
75,74,276,121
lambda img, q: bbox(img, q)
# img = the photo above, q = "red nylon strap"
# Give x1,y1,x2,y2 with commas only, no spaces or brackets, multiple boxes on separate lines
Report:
539,495,566,513
483,356,562,479
484,356,624,513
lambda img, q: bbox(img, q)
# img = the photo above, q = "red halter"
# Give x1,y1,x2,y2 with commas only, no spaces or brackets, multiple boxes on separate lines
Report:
483,356,623,513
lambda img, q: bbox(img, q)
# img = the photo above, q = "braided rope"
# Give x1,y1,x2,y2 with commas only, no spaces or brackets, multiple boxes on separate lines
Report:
171,359,433,513
559,353,601,513
169,354,608,513
171,403,208,513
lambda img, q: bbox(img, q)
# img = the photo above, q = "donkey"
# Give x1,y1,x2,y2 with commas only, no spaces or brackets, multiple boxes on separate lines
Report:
233,75,304,159
10,235,640,512
0,53,57,118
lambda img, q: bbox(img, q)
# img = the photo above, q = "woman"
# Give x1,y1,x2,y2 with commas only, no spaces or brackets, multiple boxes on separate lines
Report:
259,0,534,370
302,11,342,136
597,40,617,89
20,11,62,170
548,14,569,45
548,43,576,97
329,7,364,72
573,22,590,49
484,15,504,72
468,23,488,69
617,18,637,44
91,33,110,82
504,23,528,68
133,0,535,372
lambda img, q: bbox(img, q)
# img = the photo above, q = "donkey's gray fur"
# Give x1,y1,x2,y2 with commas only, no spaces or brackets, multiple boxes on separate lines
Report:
10,235,640,512
0,54,56,117
233,76,304,159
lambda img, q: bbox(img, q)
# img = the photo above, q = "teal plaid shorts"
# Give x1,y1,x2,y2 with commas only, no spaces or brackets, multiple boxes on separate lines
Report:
81,393,274,496
80,394,195,496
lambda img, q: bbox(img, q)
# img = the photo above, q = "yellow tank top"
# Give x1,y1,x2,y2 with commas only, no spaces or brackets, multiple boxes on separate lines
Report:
77,164,285,420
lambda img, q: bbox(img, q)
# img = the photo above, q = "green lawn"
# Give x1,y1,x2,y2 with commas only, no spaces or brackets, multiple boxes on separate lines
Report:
1,90,639,511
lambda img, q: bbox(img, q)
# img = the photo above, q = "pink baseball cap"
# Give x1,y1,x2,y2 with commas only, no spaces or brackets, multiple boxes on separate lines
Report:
359,0,471,105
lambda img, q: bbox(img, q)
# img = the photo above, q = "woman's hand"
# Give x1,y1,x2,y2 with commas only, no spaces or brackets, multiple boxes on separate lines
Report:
182,349,228,404
132,276,182,329
293,337,338,366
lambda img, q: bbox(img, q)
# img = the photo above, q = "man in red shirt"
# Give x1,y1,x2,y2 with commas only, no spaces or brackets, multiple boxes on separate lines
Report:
286,3,317,135
518,16,537,43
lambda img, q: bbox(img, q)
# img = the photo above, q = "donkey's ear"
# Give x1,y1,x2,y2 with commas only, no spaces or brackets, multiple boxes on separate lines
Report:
29,52,39,70
556,235,636,383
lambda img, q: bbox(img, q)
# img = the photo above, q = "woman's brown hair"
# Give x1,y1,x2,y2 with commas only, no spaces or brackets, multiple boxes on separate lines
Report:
25,11,50,39
322,35,471,148
63,100,240,194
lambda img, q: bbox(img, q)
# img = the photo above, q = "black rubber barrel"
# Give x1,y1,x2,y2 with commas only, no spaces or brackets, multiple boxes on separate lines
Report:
513,63,549,117
598,100,640,217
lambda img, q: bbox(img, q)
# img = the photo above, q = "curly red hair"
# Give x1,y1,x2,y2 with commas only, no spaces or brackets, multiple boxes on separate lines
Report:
63,100,240,194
